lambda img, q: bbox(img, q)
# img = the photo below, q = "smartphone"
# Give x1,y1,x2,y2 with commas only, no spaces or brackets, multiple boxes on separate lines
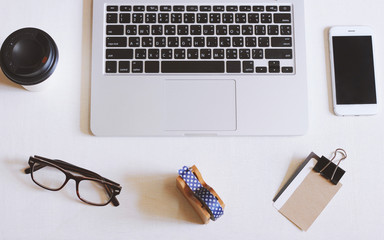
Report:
329,26,378,116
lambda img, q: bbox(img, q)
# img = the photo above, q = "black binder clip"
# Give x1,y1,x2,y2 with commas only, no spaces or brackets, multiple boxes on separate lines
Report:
313,148,347,185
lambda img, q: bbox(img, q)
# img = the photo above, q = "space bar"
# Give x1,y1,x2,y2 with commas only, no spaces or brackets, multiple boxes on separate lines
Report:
161,61,225,73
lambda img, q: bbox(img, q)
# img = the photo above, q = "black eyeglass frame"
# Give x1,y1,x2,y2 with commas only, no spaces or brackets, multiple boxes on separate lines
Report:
25,155,122,206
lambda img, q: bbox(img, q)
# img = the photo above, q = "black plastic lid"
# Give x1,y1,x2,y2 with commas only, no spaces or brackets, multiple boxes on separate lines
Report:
0,28,58,85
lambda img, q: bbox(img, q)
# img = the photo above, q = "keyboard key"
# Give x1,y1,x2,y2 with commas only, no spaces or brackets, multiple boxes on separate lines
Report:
160,6,172,11
159,13,170,23
226,61,241,73
216,25,227,35
255,25,266,35
261,13,272,23
200,6,211,11
165,25,176,35
203,25,215,35
274,14,291,23
187,6,198,11
209,13,221,23
200,49,212,59
253,6,264,12
187,49,198,59
133,6,145,11
174,49,186,59
126,25,137,35
120,6,131,11
245,37,256,47
152,25,163,35
265,49,292,59
135,49,146,59
219,37,231,47
242,25,253,35
167,37,179,47
120,13,130,23
282,66,293,73
280,25,292,35
105,61,117,73
180,37,192,47
171,13,182,23
147,6,158,11
222,13,234,23
213,6,225,11
235,13,247,23
132,13,143,23
106,25,124,35
266,6,278,12
148,49,159,59
271,37,292,47
190,25,202,35
178,25,189,35
142,37,153,47
128,37,140,47
106,6,118,12
213,49,224,59
279,6,291,12
145,61,160,73
226,6,238,12
193,37,205,47
119,61,130,73
248,13,259,23
232,37,243,47
161,49,173,59
138,25,150,35
226,49,237,59
243,61,254,73
239,49,250,59
106,13,118,23
106,37,127,47
184,13,195,23
132,61,143,73
155,37,166,47
256,66,267,73
252,49,263,59
145,13,157,23
258,37,269,47
229,25,240,35
106,49,133,59
207,37,218,47
197,13,208,23
162,61,225,73
268,25,279,35
240,6,251,11
269,61,280,73
173,6,185,11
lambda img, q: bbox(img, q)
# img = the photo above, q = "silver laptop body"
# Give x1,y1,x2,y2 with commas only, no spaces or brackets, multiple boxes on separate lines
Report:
90,0,307,136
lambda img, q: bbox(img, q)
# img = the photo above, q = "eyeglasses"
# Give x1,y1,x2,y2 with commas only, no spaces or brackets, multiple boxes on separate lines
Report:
25,155,122,206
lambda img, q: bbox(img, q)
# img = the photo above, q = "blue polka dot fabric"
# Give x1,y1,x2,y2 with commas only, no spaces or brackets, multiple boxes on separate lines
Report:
178,166,224,221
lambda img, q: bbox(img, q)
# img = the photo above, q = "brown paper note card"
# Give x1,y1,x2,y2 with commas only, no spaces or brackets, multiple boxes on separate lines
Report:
273,156,342,231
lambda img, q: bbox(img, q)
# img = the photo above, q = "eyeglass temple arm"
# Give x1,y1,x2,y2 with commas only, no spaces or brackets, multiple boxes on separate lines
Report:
25,156,121,206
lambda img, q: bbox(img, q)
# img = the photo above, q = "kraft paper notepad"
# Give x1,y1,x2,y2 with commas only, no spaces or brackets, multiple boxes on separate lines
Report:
273,151,346,231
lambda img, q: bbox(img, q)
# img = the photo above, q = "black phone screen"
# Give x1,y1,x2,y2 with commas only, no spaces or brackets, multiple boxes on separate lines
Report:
332,36,376,104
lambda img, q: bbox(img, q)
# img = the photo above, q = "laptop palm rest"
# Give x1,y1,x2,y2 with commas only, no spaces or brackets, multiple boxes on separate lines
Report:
165,80,237,131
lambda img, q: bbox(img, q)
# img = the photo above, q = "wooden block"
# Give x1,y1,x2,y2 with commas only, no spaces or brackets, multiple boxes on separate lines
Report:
176,165,225,224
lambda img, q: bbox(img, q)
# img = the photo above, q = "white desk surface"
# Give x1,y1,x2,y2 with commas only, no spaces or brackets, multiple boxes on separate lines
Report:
1,0,384,239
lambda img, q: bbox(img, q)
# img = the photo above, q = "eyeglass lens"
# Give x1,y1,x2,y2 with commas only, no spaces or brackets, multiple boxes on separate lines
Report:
32,163,67,190
78,180,112,205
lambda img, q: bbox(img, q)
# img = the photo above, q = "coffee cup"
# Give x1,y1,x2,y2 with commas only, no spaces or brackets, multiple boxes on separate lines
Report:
0,27,59,91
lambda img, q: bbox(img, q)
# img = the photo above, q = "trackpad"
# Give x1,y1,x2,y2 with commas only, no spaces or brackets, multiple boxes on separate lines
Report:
165,80,236,131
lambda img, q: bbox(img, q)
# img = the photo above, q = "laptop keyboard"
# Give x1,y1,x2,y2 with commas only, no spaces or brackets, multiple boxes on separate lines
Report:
104,4,295,74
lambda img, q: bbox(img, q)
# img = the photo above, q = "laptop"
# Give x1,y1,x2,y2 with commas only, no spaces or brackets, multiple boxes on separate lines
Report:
90,0,307,136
